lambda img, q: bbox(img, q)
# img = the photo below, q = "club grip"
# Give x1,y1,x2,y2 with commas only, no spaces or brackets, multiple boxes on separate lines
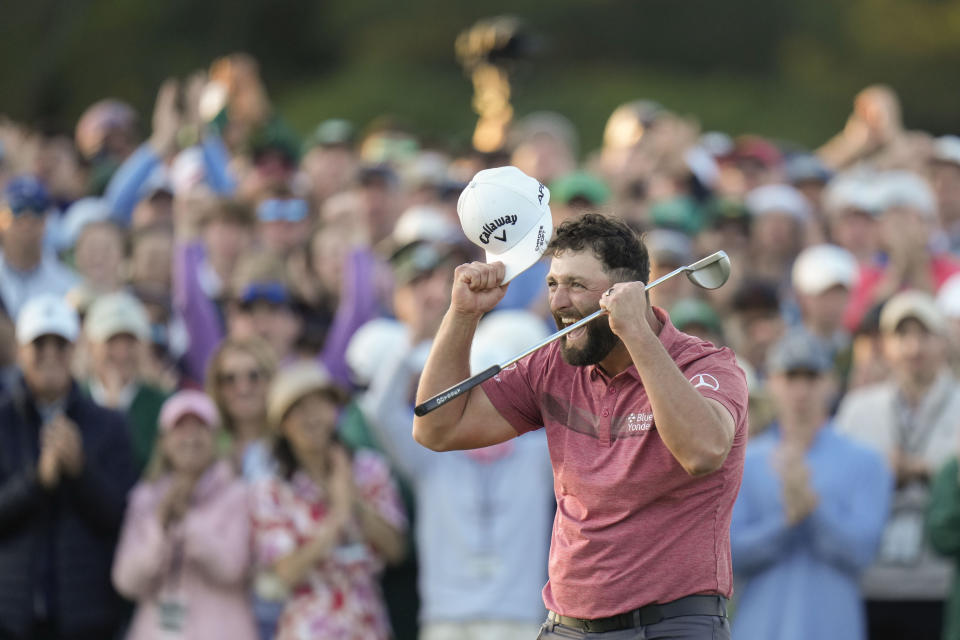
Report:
414,365,501,416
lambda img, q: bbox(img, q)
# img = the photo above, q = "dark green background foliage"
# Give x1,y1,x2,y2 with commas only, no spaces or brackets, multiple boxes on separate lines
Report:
2,0,959,152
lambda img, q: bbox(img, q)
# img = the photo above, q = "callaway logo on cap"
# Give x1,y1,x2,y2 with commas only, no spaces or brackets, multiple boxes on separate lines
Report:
457,166,552,285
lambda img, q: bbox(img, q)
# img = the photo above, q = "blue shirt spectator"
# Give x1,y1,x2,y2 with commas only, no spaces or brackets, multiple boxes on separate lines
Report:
731,331,892,640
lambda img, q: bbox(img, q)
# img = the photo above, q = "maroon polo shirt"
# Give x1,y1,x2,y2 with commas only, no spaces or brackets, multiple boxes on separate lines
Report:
481,307,748,618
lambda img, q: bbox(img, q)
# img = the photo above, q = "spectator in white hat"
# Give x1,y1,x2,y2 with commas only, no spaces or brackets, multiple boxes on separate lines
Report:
745,183,812,283
791,244,859,382
835,290,960,640
0,294,136,639
843,171,960,333
83,291,170,473
822,170,883,265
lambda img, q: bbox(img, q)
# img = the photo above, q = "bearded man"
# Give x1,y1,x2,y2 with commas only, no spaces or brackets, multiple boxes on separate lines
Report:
414,212,748,640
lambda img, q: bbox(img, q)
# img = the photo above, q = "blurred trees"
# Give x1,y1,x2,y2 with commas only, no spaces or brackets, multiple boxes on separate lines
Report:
1,0,958,151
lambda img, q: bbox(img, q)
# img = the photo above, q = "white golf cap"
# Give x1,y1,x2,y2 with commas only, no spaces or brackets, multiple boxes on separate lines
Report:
16,294,80,345
84,292,151,343
457,166,553,285
792,244,859,296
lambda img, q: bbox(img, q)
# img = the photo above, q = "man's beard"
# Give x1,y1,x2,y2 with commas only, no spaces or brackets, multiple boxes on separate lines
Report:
556,311,620,366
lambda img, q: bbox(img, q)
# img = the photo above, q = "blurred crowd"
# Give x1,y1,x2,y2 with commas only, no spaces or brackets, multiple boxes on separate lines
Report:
3,52,960,640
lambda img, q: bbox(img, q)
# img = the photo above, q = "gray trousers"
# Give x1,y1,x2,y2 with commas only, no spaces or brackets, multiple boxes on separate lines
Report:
535,614,730,639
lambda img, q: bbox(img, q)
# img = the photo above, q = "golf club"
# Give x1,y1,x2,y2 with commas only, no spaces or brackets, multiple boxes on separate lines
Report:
414,250,732,416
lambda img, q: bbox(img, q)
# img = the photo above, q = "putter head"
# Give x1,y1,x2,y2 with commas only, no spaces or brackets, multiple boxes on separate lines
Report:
685,251,731,289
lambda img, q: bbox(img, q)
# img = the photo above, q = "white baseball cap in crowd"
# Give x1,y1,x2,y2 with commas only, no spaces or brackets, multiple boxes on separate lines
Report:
345,318,409,386
876,170,937,219
16,295,80,345
791,244,859,296
457,166,553,285
84,292,151,343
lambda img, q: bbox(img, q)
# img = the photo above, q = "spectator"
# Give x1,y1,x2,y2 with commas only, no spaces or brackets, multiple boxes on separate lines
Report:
821,169,883,265
301,119,359,204
112,390,258,640
817,84,933,173
360,309,554,640
510,111,578,185
790,243,859,384
251,362,407,640
669,297,725,347
926,434,960,640
128,222,175,305
930,135,960,252
227,253,303,362
70,217,125,297
206,336,277,479
0,294,136,639
174,198,255,383
845,171,960,331
835,290,960,640
83,292,169,474
725,279,784,380
0,176,78,318
731,331,891,640
256,194,312,255
744,183,811,284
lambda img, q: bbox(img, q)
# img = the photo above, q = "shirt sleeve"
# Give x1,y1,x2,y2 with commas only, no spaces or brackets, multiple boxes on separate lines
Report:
681,346,749,434
479,349,547,435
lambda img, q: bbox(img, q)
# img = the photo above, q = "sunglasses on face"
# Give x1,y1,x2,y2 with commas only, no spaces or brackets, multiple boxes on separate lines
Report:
256,198,309,223
218,368,265,387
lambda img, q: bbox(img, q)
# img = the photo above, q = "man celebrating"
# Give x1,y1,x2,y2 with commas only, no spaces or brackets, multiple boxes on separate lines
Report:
414,172,747,640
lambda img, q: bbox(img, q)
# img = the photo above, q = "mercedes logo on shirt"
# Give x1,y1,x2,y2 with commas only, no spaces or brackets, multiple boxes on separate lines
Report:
689,373,720,391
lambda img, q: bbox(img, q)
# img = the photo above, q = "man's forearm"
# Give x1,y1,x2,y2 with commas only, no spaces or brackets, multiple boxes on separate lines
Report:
411,308,481,448
624,331,733,475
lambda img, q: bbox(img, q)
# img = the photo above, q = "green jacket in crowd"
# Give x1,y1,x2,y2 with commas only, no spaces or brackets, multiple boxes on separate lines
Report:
927,457,960,640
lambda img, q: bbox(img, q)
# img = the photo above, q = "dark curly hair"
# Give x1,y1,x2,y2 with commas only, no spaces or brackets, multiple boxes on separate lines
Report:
547,213,650,284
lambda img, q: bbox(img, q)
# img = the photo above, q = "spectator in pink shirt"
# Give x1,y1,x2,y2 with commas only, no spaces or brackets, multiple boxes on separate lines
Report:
112,390,257,640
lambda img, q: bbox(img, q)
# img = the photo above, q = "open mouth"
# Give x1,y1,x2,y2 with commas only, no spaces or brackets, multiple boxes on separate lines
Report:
560,317,586,341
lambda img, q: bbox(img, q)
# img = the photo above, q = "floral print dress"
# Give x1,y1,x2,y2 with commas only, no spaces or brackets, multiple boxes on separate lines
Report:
251,449,407,640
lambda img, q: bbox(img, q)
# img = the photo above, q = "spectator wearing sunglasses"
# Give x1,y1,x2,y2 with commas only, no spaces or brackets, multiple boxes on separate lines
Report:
206,336,277,480
0,176,78,319
257,195,311,254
